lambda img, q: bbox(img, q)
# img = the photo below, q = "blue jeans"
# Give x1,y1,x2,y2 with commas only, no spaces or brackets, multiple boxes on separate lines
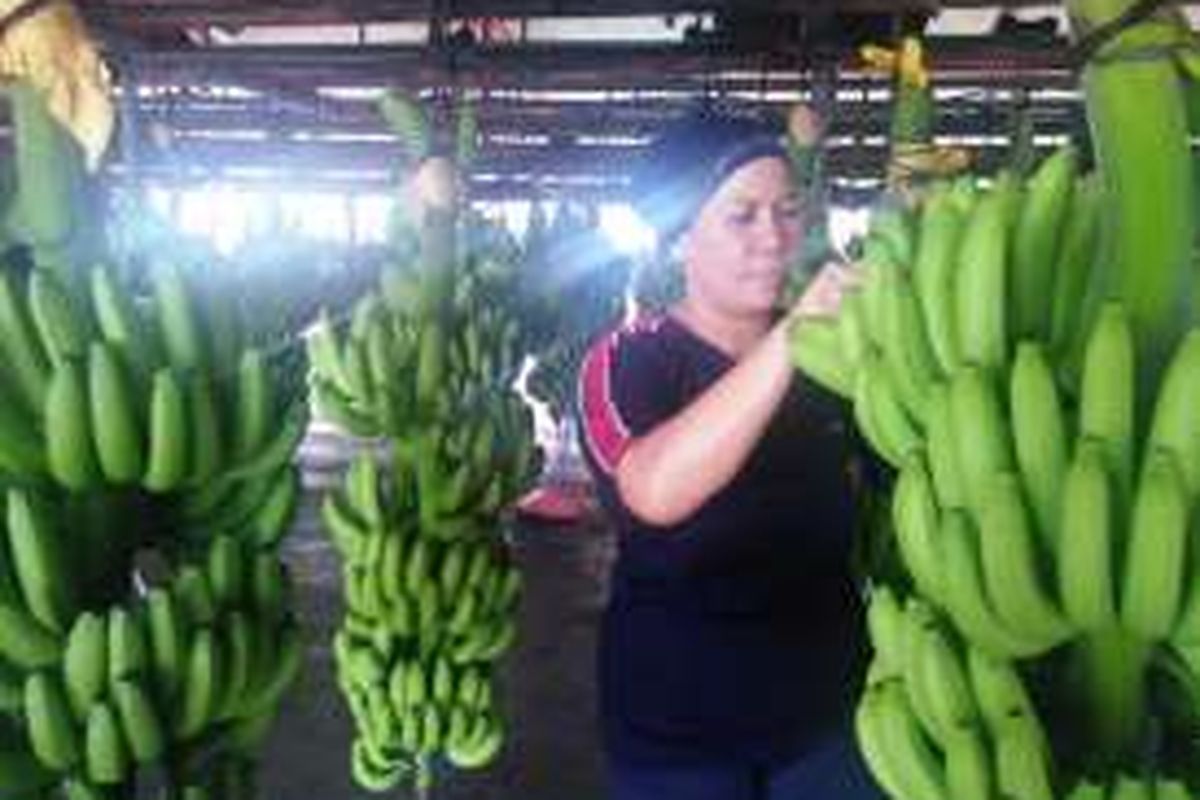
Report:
609,733,881,800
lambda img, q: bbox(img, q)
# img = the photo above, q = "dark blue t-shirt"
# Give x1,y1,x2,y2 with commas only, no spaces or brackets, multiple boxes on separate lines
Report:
577,312,866,768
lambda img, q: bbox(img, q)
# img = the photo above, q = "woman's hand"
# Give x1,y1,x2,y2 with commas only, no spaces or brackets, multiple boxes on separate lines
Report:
790,261,860,320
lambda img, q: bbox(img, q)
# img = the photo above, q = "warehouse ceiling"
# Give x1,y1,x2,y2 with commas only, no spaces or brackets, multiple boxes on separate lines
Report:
14,1,1117,203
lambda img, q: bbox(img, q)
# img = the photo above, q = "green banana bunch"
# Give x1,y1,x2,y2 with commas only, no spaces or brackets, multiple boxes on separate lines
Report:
859,585,1066,800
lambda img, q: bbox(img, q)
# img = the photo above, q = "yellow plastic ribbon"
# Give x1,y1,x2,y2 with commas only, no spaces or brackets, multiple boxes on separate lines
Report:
0,0,114,170
860,36,930,90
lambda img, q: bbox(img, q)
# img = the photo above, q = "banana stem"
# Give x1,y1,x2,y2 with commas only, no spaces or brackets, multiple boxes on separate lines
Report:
1069,629,1150,764
1067,0,1196,408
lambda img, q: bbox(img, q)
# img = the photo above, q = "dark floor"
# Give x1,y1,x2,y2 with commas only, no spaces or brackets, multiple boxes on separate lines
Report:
255,427,614,800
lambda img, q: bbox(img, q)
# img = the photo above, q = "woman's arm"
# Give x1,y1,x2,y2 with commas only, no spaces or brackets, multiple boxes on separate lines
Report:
615,263,854,527
615,321,793,527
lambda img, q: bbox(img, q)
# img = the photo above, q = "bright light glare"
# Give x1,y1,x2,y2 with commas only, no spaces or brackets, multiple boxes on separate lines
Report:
353,194,393,243
828,206,871,259
599,203,655,256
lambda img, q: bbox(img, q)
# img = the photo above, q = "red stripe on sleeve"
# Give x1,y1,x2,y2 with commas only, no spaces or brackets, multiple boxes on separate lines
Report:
578,330,632,476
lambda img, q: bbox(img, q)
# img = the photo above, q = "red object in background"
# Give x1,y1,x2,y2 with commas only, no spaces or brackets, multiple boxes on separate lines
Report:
516,480,595,524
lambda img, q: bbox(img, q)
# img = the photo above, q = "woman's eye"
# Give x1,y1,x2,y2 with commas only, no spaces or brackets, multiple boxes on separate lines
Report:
728,212,754,226
776,202,802,220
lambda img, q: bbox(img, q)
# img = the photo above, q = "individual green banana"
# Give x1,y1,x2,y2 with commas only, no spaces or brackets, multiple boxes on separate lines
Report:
146,586,187,701
939,511,1042,659
173,565,217,628
25,671,82,770
63,611,108,719
1011,144,1077,340
233,348,273,461
107,606,148,681
892,453,944,604
924,382,965,509
84,700,128,785
855,686,908,800
1080,303,1135,509
207,535,244,609
914,620,978,738
899,598,948,742
340,338,373,407
29,269,88,364
1058,440,1118,632
1009,341,1067,552
142,368,189,492
0,381,44,475
215,612,252,721
320,491,369,562
854,354,919,467
345,453,385,528
966,647,1036,739
0,268,50,415
949,366,1013,519
187,376,223,485
1048,174,1102,365
351,737,404,792
913,182,967,374
1145,328,1200,495
873,678,949,800
44,359,102,491
223,403,306,481
7,488,74,632
306,309,353,396
880,268,939,420
978,473,1073,650
942,724,993,800
174,627,219,740
994,712,1055,800
445,714,504,770
955,185,1011,370
88,342,144,484
111,678,165,764
311,378,376,437
1121,449,1189,640
89,264,155,376
789,316,853,398
866,585,906,679
151,262,205,373
0,604,62,668
250,466,300,547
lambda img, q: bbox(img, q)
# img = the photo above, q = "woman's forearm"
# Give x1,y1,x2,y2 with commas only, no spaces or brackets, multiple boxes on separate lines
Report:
615,321,796,527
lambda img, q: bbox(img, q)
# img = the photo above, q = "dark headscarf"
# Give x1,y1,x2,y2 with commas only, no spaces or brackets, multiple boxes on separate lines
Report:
632,107,789,244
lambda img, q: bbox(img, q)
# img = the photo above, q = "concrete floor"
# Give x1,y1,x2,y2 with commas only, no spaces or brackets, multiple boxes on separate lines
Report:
255,427,614,800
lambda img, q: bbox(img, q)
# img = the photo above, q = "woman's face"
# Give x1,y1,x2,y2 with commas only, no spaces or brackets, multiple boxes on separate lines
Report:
679,156,803,320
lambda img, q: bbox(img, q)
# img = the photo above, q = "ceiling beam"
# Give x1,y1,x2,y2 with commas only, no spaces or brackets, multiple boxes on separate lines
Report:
86,1,1063,31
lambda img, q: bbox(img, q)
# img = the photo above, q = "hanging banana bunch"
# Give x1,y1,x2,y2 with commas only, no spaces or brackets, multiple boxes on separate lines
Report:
792,6,1200,794
310,89,536,792
0,84,307,800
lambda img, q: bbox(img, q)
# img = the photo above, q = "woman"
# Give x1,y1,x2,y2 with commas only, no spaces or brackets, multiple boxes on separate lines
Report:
576,107,878,800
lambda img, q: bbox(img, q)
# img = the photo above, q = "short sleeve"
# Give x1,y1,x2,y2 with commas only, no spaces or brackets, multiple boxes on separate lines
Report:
576,318,679,476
